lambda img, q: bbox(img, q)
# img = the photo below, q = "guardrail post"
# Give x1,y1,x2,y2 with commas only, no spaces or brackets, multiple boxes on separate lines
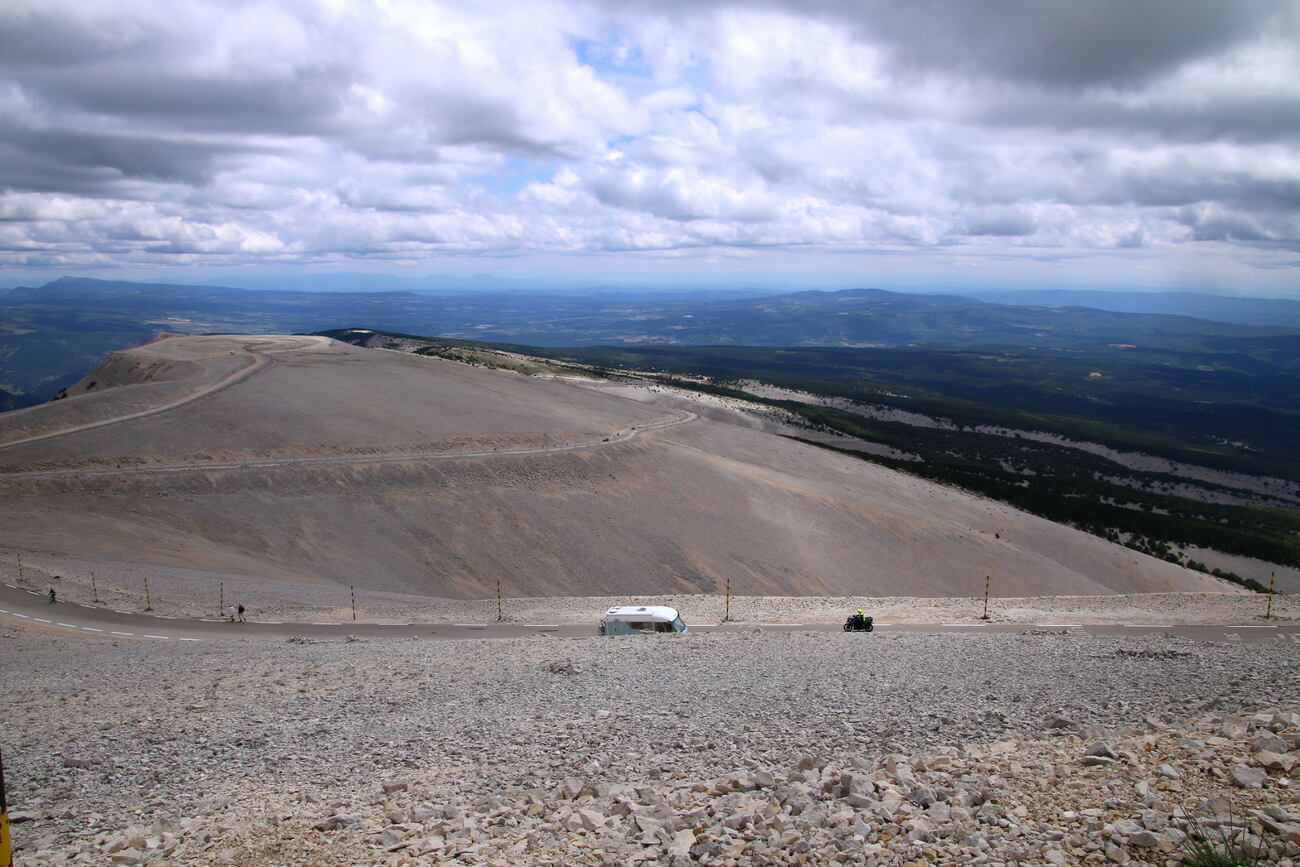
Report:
1266,572,1275,620
2,746,13,867
981,576,991,621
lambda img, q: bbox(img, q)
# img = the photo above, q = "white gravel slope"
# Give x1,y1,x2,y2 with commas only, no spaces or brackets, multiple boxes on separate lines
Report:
3,623,1298,865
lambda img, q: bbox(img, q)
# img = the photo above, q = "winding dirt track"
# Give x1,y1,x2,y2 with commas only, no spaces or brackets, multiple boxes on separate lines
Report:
0,407,697,480
0,335,328,451
0,332,697,478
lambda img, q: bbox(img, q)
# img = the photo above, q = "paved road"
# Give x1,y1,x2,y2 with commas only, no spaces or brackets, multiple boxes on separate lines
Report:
3,581,1294,646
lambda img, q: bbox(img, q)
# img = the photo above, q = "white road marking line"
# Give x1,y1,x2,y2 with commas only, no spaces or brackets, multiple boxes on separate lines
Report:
525,624,558,627
0,608,7,613
1038,624,1082,628
57,623,78,628
1122,624,1174,628
156,615,177,619
143,634,169,640
311,622,340,626
259,620,283,624
199,619,225,622
1224,625,1276,629
179,637,202,642
114,609,133,614
111,631,134,636
81,627,103,632
12,613,29,619
3,582,14,587
33,617,51,623
941,622,987,626
76,603,94,608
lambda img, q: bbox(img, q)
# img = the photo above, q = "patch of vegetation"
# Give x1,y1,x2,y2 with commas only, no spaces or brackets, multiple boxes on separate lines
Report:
1178,818,1267,867
413,344,595,378
415,343,553,374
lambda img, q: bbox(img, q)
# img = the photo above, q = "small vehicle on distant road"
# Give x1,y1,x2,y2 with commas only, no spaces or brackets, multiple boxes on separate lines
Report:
599,605,688,636
843,612,874,632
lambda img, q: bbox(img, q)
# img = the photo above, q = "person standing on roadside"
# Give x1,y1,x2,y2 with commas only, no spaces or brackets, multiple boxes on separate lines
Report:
47,588,56,604
226,604,237,622
237,603,246,622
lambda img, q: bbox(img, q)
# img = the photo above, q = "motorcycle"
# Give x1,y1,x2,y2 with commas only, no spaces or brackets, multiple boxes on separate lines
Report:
843,614,874,632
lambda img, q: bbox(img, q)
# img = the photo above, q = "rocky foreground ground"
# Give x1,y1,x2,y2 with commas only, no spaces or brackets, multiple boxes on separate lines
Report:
4,621,1299,865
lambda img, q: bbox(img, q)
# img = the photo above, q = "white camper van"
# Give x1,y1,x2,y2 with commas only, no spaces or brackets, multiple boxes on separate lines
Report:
599,605,688,636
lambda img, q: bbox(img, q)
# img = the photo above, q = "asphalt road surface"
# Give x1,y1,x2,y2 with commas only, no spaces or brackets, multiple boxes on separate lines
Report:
3,581,1295,646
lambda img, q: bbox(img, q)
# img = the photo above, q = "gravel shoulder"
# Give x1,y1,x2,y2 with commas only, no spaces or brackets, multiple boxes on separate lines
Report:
4,620,1298,865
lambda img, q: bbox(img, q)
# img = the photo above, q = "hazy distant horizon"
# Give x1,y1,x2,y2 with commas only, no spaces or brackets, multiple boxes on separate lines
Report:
5,271,1299,304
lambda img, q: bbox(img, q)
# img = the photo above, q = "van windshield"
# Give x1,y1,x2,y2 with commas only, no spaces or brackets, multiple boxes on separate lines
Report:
671,616,686,632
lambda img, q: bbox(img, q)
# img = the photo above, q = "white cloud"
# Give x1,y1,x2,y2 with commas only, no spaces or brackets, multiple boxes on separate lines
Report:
0,0,1296,288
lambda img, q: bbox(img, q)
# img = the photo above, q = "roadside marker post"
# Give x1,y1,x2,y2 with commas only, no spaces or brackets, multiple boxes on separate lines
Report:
496,578,503,622
1266,572,1275,620
15,555,21,585
143,577,153,612
1,747,13,867
350,585,357,621
981,576,991,621
91,571,101,604
219,582,224,619
724,576,732,623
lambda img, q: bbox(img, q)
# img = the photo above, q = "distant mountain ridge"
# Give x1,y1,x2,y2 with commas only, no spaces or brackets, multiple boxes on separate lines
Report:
957,289,1300,329
2,276,1299,404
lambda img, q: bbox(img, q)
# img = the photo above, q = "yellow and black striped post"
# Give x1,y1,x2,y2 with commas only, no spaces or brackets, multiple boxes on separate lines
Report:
1,747,13,867
143,577,152,612
1266,572,1275,619
91,571,101,604
724,576,731,623
14,554,21,585
219,582,225,619
981,576,991,620
496,578,503,622
350,585,357,621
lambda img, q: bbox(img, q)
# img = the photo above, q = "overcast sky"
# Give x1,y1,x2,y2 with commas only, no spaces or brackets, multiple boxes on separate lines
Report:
2,0,1298,294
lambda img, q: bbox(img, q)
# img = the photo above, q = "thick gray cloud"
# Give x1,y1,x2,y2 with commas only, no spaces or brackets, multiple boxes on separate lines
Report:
0,0,1297,288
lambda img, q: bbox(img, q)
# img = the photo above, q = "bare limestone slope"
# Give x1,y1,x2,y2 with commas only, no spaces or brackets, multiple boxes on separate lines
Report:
0,334,1235,599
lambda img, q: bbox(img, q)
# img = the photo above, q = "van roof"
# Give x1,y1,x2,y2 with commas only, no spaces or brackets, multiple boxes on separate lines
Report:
603,605,680,622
